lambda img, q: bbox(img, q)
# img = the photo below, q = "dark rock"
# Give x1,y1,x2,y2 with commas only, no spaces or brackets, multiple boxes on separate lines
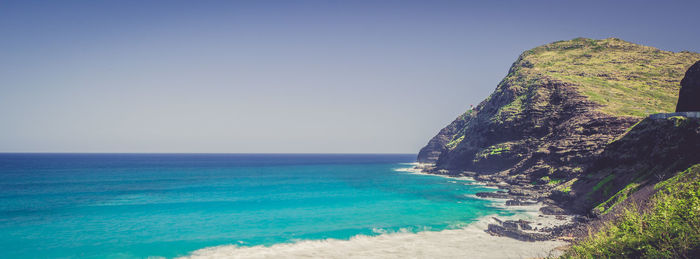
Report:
573,216,589,223
502,220,519,230
475,192,510,199
539,198,556,205
540,205,567,215
518,219,533,230
415,40,700,244
419,63,638,176
502,219,534,230
549,189,575,203
540,222,581,237
571,117,700,212
507,187,532,196
486,224,553,242
491,217,503,224
417,110,472,163
461,171,477,177
676,60,700,112
505,199,537,206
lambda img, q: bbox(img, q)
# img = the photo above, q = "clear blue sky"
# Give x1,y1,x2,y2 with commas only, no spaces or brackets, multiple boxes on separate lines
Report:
1,0,699,153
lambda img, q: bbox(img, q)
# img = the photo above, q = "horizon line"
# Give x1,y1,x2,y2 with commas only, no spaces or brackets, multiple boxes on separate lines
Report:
0,152,417,155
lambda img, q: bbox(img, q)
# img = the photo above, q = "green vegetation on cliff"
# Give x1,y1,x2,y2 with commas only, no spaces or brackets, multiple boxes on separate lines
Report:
563,115,700,258
418,37,700,258
573,116,700,215
520,38,700,117
418,38,699,169
566,164,700,258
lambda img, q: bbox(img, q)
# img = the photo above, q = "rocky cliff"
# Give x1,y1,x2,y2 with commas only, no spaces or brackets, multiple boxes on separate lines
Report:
568,116,700,214
419,38,700,190
676,60,700,112
418,38,700,257
563,117,700,258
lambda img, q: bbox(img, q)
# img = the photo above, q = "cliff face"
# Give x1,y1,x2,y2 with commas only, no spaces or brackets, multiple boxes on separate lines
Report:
416,112,471,163
419,38,700,256
419,38,700,188
564,119,700,258
676,60,700,112
569,116,700,214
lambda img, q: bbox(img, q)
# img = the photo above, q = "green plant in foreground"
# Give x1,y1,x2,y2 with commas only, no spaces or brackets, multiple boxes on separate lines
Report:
565,164,700,258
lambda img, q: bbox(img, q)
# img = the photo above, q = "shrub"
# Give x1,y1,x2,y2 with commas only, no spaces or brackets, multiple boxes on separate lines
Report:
565,165,700,258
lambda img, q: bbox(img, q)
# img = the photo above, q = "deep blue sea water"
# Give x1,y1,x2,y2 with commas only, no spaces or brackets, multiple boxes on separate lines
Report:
0,154,511,258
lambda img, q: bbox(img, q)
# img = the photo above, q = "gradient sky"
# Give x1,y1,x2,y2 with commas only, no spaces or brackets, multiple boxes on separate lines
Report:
1,0,699,153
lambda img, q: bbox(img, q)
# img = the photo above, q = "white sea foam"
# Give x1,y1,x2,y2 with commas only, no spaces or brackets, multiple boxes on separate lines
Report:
177,214,567,259
398,162,421,166
178,164,569,259
392,167,423,173
398,169,475,181
393,164,480,182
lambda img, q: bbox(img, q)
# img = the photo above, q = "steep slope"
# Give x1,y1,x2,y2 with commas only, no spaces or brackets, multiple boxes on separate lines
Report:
419,38,700,189
676,60,700,112
566,116,700,213
416,111,472,163
566,163,700,258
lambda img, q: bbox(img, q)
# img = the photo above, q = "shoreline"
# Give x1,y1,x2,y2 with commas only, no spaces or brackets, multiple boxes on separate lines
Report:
410,163,585,244
178,163,576,259
179,214,569,259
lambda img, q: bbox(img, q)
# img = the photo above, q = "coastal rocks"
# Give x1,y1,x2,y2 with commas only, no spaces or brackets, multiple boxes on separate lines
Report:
676,60,700,112
540,205,567,215
414,166,580,242
517,220,533,230
506,199,537,206
486,219,552,242
418,39,699,218
548,189,575,203
507,187,534,196
503,219,533,230
475,192,510,199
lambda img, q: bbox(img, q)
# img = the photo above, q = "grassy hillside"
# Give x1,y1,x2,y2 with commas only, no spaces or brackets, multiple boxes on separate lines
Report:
429,38,700,174
565,164,700,258
419,38,700,165
519,38,700,117
417,37,700,258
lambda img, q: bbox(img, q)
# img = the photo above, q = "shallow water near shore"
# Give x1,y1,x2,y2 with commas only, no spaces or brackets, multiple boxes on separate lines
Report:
0,153,545,258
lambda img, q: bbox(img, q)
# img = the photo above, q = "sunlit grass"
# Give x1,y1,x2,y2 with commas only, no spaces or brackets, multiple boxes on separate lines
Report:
515,38,700,117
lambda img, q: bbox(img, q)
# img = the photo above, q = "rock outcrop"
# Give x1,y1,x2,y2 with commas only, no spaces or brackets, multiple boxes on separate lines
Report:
416,112,471,163
676,60,700,112
569,116,700,214
419,38,700,254
418,38,700,197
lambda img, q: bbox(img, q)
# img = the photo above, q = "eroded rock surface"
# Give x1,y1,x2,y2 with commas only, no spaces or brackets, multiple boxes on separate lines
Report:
676,60,700,112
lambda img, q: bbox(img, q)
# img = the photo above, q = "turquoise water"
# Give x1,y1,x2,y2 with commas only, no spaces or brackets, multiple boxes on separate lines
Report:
0,154,510,258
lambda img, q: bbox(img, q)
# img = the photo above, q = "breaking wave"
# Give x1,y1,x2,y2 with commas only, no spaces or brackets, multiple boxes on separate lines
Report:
177,216,565,259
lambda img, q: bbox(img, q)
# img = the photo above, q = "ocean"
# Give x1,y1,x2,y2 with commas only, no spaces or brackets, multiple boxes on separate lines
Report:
0,153,516,258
